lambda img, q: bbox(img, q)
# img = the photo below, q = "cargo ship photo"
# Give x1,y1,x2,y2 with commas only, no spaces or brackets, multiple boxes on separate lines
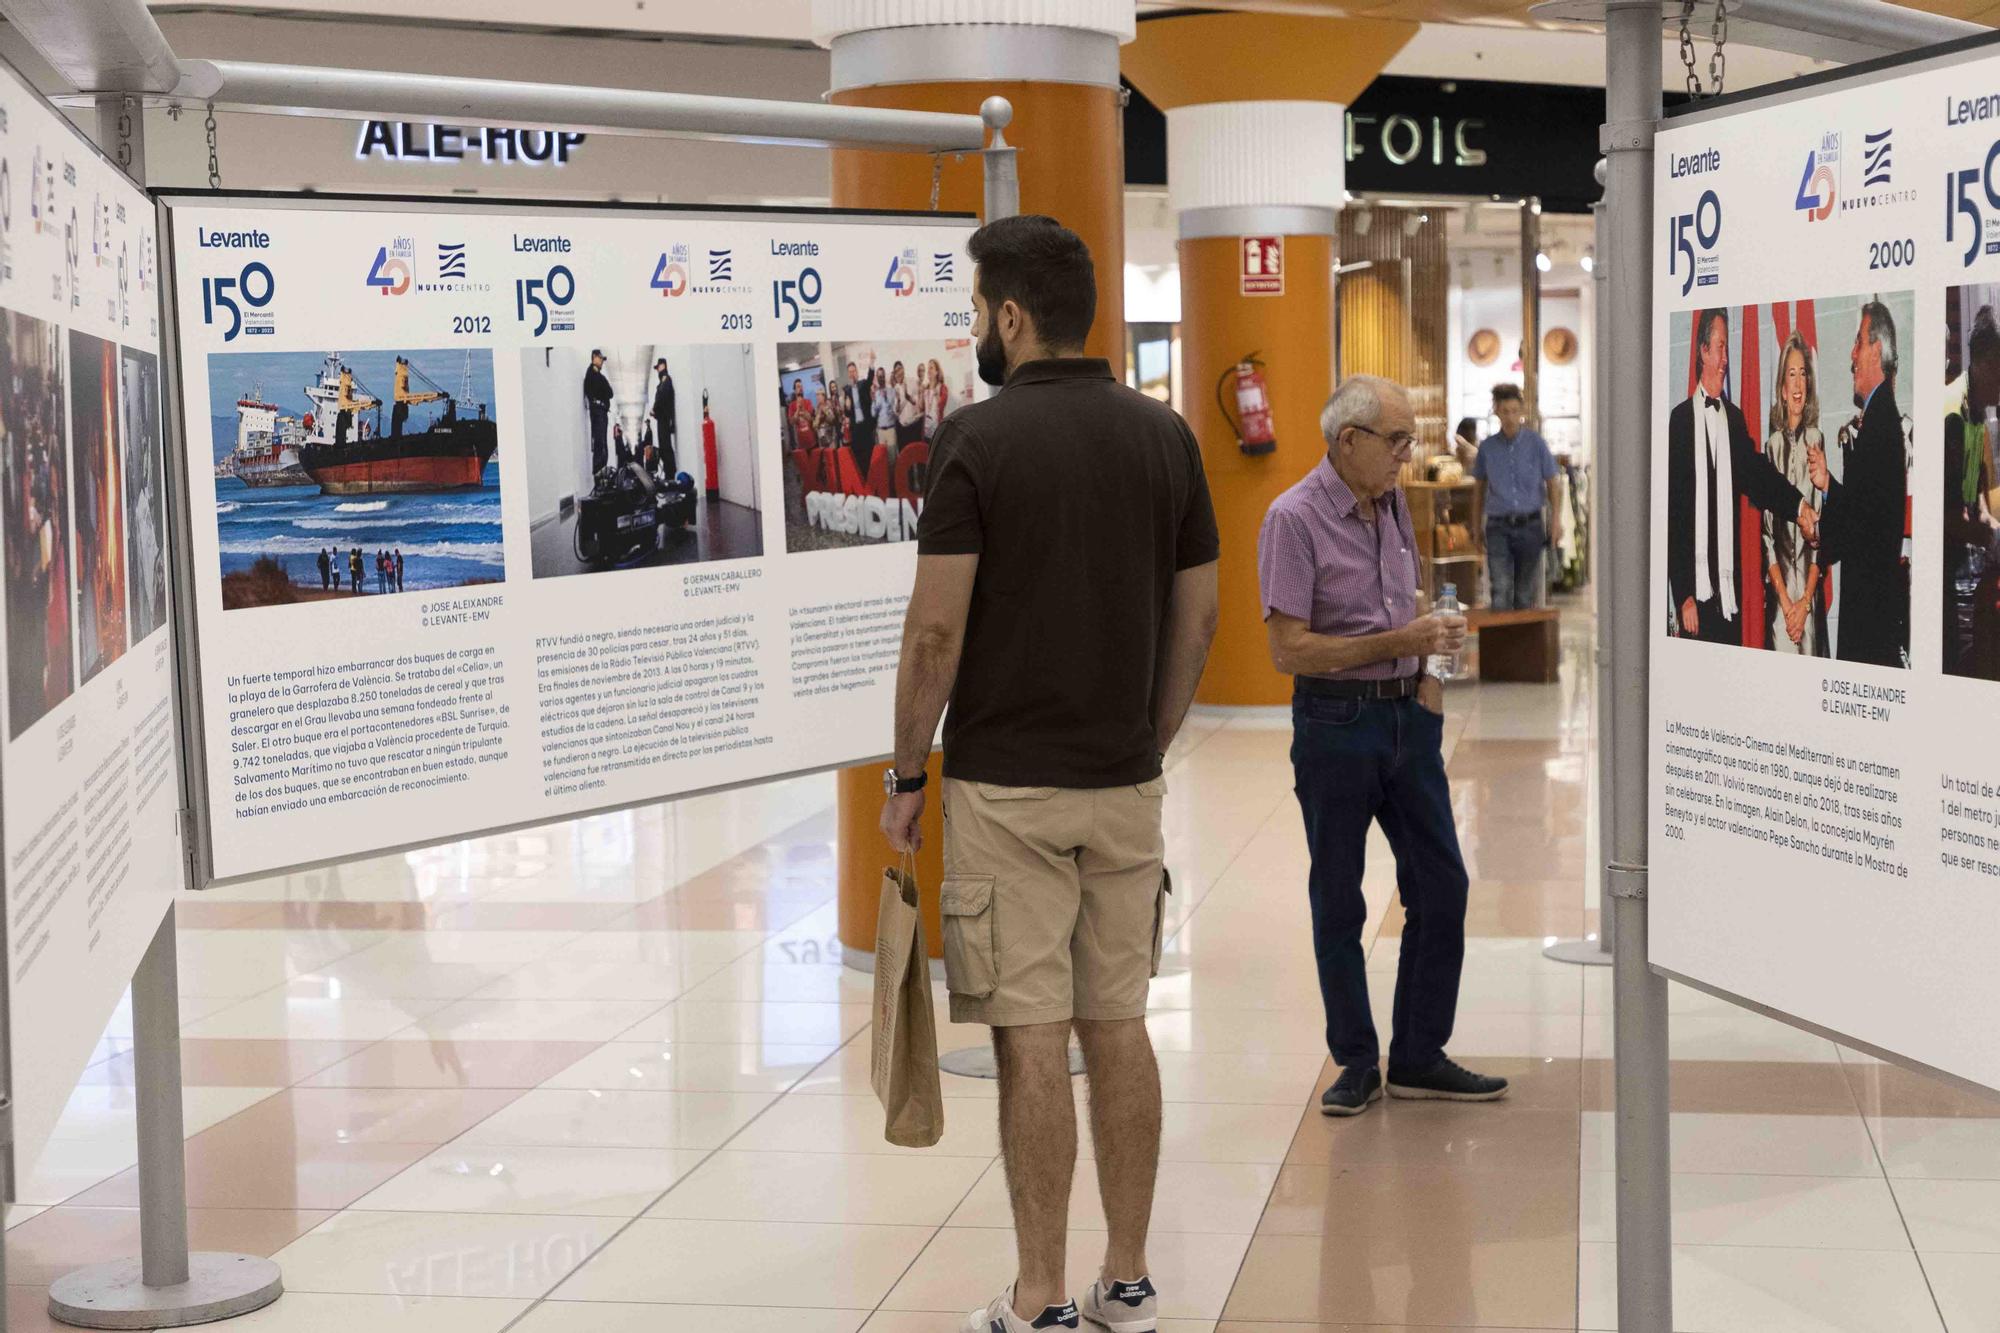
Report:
206,348,505,611
297,351,499,495
220,391,311,487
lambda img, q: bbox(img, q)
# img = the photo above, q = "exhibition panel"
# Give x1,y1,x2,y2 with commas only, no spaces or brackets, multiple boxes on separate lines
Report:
0,58,181,1181
1651,33,2000,1094
159,194,977,885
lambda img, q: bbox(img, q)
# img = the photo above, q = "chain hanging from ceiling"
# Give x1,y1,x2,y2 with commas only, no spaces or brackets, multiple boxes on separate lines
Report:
1679,0,1729,98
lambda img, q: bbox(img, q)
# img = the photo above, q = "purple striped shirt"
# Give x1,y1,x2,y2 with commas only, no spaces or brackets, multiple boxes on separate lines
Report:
1257,457,1421,680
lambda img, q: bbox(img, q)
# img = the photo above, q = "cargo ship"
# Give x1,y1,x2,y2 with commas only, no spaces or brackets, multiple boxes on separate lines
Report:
223,393,312,487
296,351,498,496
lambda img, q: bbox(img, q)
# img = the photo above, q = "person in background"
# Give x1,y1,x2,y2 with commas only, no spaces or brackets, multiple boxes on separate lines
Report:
874,364,899,458
847,359,873,440
583,349,614,476
1452,415,1481,473
787,379,817,454
1763,331,1823,656
652,358,678,478
925,356,951,440
882,214,1220,1333
1260,374,1507,1117
1809,299,1910,667
1944,305,2000,676
1473,383,1561,609
317,547,332,592
349,547,363,595
394,548,405,593
894,359,924,455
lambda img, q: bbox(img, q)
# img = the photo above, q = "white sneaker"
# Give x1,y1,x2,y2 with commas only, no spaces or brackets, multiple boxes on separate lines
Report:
961,1285,1080,1333
1081,1275,1158,1333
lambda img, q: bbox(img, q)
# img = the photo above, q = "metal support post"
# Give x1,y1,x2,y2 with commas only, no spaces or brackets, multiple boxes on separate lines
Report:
50,908,283,1327
980,96,1019,222
1520,197,1542,428
1602,4,1672,1330
48,105,282,1332
1547,190,1615,968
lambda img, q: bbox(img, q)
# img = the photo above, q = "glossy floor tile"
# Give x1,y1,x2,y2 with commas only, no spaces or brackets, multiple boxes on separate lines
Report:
19,600,2000,1333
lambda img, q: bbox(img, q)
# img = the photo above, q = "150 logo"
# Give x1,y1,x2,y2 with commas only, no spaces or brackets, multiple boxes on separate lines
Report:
773,266,823,333
1947,141,2000,267
1669,189,1722,297
516,263,576,336
203,262,275,341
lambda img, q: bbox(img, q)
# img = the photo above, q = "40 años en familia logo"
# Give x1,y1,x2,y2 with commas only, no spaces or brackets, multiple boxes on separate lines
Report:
197,226,276,341
650,243,751,298
883,246,961,297
1668,186,1722,298
365,235,415,295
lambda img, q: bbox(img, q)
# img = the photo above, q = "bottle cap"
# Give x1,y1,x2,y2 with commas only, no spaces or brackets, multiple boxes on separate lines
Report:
1441,582,1457,597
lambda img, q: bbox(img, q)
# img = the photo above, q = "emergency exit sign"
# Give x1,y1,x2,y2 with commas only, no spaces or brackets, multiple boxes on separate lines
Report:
1241,235,1283,295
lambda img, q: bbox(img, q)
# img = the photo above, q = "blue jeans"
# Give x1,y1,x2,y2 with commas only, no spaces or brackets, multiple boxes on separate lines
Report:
1486,515,1547,610
1290,692,1469,1073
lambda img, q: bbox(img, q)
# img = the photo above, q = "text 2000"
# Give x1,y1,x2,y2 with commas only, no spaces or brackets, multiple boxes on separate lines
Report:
1868,238,1915,271
452,314,493,334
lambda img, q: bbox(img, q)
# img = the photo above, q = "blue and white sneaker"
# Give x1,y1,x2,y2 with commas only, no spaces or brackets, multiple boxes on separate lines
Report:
1081,1275,1158,1333
961,1285,1080,1333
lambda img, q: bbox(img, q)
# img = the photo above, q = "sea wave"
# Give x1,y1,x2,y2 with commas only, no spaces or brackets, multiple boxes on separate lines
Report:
215,502,240,514
288,516,501,532
219,536,505,567
334,501,389,513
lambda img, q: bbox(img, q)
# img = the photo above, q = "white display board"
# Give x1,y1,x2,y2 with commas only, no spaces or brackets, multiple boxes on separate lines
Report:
1652,36,2000,1093
161,194,976,883
0,67,180,1173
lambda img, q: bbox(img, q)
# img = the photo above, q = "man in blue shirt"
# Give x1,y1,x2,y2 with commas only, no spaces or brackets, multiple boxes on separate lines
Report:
1473,383,1562,608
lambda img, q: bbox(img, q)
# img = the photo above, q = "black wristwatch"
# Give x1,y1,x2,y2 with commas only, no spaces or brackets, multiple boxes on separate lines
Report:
884,767,928,796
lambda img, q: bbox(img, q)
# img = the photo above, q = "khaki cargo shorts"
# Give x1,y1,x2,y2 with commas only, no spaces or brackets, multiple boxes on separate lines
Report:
939,776,1169,1027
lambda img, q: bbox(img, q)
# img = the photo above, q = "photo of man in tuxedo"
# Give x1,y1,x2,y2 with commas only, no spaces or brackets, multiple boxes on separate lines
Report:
1667,308,1821,646
1809,300,1911,667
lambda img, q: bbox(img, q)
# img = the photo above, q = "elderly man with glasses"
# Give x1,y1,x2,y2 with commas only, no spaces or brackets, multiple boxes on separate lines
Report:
1257,374,1509,1117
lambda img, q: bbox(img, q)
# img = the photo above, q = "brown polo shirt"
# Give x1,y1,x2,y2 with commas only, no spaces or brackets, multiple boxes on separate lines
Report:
917,358,1220,789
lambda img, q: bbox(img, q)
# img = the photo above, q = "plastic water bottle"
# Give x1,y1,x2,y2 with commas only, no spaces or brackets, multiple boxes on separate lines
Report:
1428,583,1464,681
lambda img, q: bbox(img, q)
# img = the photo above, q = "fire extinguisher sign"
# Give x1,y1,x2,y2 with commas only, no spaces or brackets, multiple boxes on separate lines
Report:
1240,235,1284,296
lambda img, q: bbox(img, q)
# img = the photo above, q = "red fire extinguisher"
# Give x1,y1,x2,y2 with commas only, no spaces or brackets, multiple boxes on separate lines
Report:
1218,355,1277,455
701,389,719,499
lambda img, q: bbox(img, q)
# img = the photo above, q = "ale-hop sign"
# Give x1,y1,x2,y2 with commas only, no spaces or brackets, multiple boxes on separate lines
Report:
357,121,587,165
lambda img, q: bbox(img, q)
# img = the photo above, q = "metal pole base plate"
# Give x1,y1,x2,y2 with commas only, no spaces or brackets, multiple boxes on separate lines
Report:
50,1254,283,1329
1544,937,1615,967
939,1044,1086,1080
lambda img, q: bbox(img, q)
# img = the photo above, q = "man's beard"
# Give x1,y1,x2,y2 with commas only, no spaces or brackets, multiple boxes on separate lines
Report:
976,327,1007,387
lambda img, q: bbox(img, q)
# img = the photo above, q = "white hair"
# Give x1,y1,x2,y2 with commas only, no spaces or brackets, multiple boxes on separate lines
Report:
1320,374,1403,448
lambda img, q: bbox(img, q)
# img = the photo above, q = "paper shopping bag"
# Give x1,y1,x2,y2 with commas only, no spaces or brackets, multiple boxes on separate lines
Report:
871,860,944,1148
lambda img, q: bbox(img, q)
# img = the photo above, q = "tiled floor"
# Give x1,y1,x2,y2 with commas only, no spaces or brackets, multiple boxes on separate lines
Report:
9,601,1997,1332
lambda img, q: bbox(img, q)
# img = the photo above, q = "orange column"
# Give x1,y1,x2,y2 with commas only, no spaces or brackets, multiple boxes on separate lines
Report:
1124,12,1416,706
1181,234,1334,707
822,10,1131,965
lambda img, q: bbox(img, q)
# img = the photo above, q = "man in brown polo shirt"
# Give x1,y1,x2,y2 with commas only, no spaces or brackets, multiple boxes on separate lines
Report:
881,215,1220,1333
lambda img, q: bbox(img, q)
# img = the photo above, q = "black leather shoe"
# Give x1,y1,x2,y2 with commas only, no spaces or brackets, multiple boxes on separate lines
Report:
1319,1065,1383,1116
1386,1056,1509,1101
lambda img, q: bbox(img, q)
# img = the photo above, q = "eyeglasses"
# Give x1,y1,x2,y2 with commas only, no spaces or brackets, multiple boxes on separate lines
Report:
1351,424,1419,455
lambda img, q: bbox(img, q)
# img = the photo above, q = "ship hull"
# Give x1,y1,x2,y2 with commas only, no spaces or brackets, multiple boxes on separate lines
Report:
302,421,499,496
